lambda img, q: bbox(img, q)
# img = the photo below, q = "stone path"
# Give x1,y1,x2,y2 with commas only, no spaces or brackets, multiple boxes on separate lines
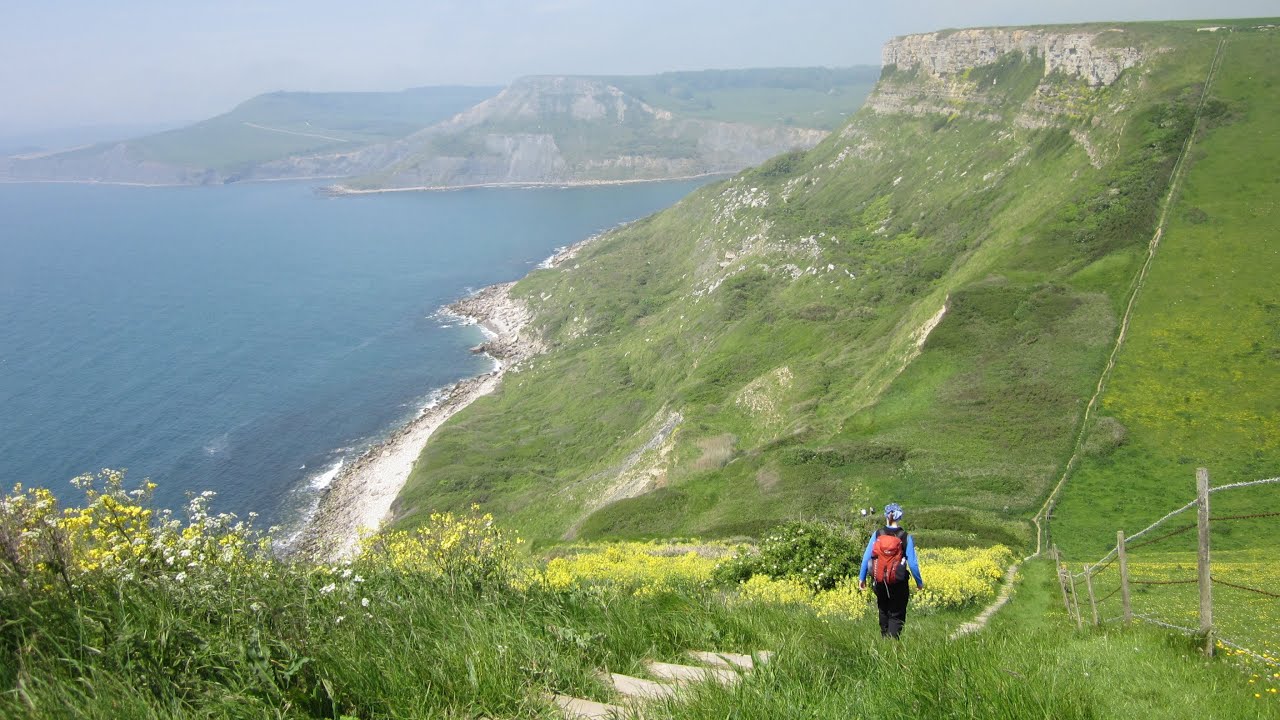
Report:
551,650,773,719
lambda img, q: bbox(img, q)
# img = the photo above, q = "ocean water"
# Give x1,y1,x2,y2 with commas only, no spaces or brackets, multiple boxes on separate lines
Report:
0,178,710,531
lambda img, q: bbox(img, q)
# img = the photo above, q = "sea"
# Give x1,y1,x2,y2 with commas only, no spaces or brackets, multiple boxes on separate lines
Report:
0,178,711,535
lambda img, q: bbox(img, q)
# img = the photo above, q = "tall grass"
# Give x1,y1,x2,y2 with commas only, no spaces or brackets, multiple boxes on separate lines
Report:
3,481,1275,718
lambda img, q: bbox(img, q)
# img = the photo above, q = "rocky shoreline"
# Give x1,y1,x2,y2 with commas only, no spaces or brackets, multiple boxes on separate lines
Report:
320,172,728,196
293,281,545,560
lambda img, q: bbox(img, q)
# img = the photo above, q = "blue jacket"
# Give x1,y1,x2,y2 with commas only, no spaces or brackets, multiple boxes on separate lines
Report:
858,528,923,587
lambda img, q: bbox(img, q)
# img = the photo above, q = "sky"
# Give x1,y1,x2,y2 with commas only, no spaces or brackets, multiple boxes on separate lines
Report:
1,0,1276,137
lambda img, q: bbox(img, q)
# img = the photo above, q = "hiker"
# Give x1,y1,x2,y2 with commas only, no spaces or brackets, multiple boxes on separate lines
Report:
858,503,923,638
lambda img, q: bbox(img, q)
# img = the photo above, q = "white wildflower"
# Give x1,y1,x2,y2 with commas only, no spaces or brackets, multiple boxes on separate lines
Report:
320,583,336,594
175,572,187,583
361,597,370,608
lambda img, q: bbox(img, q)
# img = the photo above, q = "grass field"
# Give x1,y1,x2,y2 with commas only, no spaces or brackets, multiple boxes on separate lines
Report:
1052,28,1280,559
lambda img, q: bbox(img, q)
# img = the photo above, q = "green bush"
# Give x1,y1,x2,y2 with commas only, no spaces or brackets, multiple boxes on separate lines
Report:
714,521,861,591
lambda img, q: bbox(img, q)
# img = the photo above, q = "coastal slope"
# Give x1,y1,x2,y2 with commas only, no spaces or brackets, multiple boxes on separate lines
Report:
2,68,876,188
0,86,501,185
381,20,1279,551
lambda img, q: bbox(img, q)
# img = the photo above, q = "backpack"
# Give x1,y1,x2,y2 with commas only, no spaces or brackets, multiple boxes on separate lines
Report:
871,527,909,585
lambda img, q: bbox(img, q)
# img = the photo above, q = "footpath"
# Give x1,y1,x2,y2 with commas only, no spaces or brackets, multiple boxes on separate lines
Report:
550,650,773,719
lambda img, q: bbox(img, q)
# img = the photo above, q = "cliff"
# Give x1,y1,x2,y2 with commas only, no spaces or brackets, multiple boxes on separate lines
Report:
881,28,1145,86
389,19,1275,550
1,69,872,188
329,76,830,191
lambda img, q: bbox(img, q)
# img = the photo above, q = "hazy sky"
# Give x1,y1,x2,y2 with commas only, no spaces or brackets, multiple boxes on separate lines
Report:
1,0,1275,135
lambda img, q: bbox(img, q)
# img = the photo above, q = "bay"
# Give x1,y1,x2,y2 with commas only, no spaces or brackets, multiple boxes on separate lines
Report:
0,178,711,530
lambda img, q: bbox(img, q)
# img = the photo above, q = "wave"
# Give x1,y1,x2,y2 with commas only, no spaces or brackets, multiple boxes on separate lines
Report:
308,457,345,490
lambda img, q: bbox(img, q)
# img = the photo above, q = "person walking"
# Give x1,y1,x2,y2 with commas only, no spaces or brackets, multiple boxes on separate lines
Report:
858,503,923,638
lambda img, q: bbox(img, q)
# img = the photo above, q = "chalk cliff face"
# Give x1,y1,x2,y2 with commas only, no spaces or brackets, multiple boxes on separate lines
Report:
2,73,836,188
867,28,1150,167
881,28,1144,86
333,76,827,190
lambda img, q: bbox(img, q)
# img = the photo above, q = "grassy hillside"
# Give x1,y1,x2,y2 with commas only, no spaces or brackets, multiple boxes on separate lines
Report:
393,21,1276,554
1051,27,1280,558
603,67,879,130
130,87,501,172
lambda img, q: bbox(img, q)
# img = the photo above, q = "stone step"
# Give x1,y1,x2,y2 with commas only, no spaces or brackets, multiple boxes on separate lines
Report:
600,671,679,701
550,693,632,720
685,650,773,670
645,660,740,686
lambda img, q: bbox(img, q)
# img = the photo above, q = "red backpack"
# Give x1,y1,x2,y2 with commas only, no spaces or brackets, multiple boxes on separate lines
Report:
871,528,908,585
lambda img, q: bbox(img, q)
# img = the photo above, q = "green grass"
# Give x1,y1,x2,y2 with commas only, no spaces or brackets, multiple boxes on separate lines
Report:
395,21,1243,551
5,554,1276,718
1052,29,1280,560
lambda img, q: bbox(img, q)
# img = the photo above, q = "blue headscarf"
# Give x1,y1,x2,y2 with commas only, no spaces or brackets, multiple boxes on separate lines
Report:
884,502,904,522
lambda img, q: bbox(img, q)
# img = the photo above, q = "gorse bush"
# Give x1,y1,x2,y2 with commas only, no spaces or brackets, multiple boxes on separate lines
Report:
359,505,520,592
541,541,732,595
729,575,869,620
912,546,1014,611
713,520,860,591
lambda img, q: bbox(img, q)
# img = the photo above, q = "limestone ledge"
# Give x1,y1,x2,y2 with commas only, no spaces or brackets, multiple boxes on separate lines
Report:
881,28,1144,87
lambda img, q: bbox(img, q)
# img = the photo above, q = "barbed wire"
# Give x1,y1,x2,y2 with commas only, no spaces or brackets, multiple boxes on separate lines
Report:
1134,612,1197,634
1219,638,1280,668
1097,585,1121,604
1208,476,1280,494
1129,578,1197,586
1061,476,1279,665
1127,523,1196,551
1211,576,1280,599
1211,511,1280,522
1077,475,1280,574
1132,615,1280,668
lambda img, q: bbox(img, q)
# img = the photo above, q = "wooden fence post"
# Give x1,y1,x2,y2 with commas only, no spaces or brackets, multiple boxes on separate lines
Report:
1197,467,1214,656
1053,545,1073,619
1067,567,1083,630
1083,563,1099,627
1117,530,1131,625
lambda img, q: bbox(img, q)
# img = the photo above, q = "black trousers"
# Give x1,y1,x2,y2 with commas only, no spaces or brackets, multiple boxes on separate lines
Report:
872,580,910,638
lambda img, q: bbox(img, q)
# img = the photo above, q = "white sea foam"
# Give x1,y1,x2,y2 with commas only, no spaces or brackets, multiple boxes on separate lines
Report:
203,433,229,456
308,458,345,490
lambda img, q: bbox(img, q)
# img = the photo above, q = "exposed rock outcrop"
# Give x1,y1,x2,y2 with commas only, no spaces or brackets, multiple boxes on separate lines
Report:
331,76,828,191
882,28,1144,86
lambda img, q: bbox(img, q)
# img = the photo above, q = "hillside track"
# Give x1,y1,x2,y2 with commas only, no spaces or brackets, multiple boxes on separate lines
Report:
962,36,1230,637
1029,35,1229,559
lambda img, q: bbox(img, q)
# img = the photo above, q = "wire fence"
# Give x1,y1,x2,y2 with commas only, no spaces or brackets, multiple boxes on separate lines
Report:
1055,470,1280,666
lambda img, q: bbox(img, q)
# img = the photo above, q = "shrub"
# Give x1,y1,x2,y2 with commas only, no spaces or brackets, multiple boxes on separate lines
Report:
713,520,860,591
359,505,521,592
541,541,730,596
0,469,270,594
729,575,870,620
912,545,1014,611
